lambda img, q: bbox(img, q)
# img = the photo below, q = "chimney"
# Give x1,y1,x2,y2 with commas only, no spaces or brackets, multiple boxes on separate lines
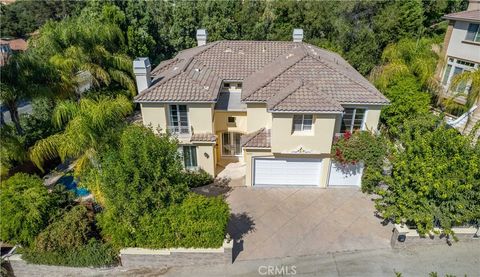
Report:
468,0,480,10
196,29,207,46
133,57,151,93
293,29,304,42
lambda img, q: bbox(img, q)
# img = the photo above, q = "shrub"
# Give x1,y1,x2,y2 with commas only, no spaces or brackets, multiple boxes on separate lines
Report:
33,206,93,252
0,173,56,246
138,194,230,248
22,240,118,267
184,169,214,188
332,131,389,192
23,205,118,267
89,125,189,247
375,117,480,236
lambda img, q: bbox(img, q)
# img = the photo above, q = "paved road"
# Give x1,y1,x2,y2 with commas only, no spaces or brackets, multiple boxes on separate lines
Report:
144,242,479,277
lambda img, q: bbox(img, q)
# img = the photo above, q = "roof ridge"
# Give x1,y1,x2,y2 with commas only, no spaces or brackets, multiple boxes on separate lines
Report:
242,46,308,101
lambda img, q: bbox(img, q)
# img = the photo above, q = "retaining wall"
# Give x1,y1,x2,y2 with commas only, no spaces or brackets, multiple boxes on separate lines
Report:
391,224,479,248
6,239,233,277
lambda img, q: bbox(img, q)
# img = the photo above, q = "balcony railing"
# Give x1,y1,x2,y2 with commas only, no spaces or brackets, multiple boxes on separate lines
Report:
167,126,190,135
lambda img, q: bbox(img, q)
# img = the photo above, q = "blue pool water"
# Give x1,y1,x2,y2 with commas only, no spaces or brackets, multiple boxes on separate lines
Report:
57,175,90,197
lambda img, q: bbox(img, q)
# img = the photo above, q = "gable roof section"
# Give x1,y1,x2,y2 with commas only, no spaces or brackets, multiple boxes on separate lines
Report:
266,79,344,113
134,41,389,107
443,10,480,23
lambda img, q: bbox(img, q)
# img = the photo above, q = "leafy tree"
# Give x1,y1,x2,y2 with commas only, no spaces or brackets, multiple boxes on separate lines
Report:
29,95,132,173
0,173,56,246
88,125,188,246
0,52,64,134
0,125,26,178
20,97,59,148
0,0,85,37
375,116,480,237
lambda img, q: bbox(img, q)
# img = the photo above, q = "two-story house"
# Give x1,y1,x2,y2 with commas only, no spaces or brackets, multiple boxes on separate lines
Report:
439,0,480,137
133,29,389,188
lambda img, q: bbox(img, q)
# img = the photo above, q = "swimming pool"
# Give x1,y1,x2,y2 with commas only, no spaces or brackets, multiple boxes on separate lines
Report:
56,175,90,197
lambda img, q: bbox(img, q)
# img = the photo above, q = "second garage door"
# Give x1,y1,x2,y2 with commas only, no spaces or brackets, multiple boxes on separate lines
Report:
253,157,322,186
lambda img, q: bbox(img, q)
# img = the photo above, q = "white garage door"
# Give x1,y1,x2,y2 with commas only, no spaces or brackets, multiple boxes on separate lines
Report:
328,161,364,187
253,158,322,186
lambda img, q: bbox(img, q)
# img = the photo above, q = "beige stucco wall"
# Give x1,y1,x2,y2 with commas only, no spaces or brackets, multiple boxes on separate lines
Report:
214,111,247,134
188,103,215,133
244,151,331,188
140,103,214,134
195,144,215,176
446,21,480,63
246,103,272,132
140,103,167,132
271,113,336,154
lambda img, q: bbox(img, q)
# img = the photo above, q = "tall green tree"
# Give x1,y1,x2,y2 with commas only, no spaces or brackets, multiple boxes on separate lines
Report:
29,95,132,173
31,15,135,96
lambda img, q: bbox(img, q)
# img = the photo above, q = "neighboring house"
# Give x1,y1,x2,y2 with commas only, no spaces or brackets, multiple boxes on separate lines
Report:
0,38,27,66
439,0,480,137
133,29,389,188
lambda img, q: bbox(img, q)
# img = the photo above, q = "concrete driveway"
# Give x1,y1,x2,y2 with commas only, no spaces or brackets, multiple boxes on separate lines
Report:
226,187,392,261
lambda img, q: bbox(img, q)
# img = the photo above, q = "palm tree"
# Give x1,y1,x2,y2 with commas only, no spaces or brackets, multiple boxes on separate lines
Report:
445,69,480,111
0,125,27,177
30,16,136,97
29,95,133,174
0,52,66,134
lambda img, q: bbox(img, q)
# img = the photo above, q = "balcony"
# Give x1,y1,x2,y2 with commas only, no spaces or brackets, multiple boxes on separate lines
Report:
167,126,190,137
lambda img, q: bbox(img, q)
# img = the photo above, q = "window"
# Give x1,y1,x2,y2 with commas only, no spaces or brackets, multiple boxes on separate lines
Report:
169,105,189,134
182,146,197,169
441,57,478,92
223,83,230,88
228,116,236,123
465,23,480,43
292,114,313,133
222,132,241,156
237,83,242,88
340,108,366,133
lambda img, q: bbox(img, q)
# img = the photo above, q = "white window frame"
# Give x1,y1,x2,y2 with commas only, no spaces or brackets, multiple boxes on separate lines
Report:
340,108,367,133
292,114,314,134
441,57,478,92
221,132,242,157
168,104,189,134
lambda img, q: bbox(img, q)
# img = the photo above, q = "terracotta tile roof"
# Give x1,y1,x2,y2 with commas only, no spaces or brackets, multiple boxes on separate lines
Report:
241,128,271,148
134,40,389,110
267,79,344,113
0,38,27,51
190,133,217,142
443,10,480,22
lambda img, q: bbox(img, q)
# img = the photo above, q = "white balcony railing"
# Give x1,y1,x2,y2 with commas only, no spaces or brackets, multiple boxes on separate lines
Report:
167,126,190,135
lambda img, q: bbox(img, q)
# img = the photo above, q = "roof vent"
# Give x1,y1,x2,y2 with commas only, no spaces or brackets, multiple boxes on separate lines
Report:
225,47,233,53
194,68,201,72
293,28,303,42
238,49,244,55
196,29,207,46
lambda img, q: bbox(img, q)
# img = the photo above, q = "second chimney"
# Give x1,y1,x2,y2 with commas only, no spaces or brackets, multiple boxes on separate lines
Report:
293,29,304,42
196,29,207,46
